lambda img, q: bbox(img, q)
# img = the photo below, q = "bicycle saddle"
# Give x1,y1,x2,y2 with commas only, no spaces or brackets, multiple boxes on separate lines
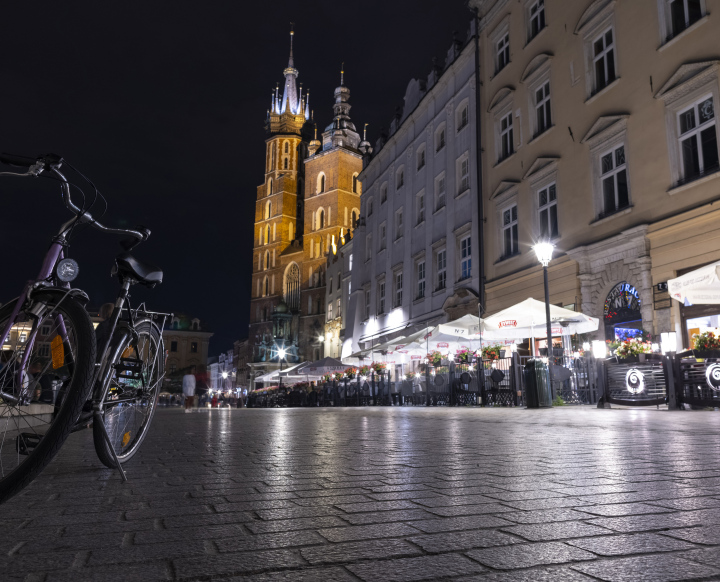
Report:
115,253,163,287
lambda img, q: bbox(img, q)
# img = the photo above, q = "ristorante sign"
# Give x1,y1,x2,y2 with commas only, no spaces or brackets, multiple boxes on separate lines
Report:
498,320,517,328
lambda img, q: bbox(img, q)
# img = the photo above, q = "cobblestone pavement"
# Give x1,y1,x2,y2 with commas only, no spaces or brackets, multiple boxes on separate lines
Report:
3,407,720,581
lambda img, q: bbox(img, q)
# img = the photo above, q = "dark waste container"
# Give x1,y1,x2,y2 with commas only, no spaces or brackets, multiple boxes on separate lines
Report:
524,358,552,408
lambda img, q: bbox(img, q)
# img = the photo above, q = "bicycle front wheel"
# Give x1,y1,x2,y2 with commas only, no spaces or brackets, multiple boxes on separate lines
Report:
93,320,164,468
0,296,96,504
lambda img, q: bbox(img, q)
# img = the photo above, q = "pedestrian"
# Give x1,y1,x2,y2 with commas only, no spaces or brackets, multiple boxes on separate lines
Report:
182,366,196,412
195,364,209,409
211,393,218,408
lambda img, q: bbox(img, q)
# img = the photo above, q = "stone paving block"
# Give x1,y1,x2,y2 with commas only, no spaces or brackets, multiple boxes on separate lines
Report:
341,508,436,525
217,530,326,553
255,506,342,520
366,490,444,502
410,514,514,534
3,550,78,577
409,529,519,553
467,542,596,569
499,497,593,511
246,516,348,534
163,511,255,529
318,522,420,542
173,549,307,580
61,518,157,537
45,561,171,581
87,539,206,566
454,567,596,581
482,489,567,502
501,521,612,541
571,554,720,581
499,508,593,524
135,523,247,545
647,496,720,511
683,547,720,568
347,553,486,581
291,494,373,506
566,532,697,556
334,500,419,513
425,503,515,517
229,567,357,581
660,526,720,545
413,494,499,508
300,538,421,564
574,503,672,517
123,504,213,521
586,509,720,533
17,531,125,554
213,500,299,513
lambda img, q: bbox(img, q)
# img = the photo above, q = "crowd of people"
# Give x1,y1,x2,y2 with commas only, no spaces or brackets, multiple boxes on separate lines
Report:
181,364,245,412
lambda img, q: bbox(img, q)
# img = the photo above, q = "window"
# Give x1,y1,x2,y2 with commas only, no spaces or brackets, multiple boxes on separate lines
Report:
669,0,704,39
317,209,325,229
284,142,289,154
436,125,446,152
436,250,447,291
317,173,326,194
38,343,50,358
395,209,403,240
396,167,404,189
268,178,273,196
592,28,616,94
349,254,353,270
502,205,519,258
365,289,371,319
366,235,372,261
265,200,272,220
378,281,386,314
191,342,198,353
535,81,552,136
395,271,403,307
265,251,270,270
41,325,50,336
600,145,629,216
169,363,177,374
329,278,333,294
416,191,425,225
379,223,387,250
380,184,387,204
496,33,510,73
457,105,469,131
458,156,470,194
538,183,559,239
417,261,426,299
337,298,341,312
435,173,446,211
460,236,471,280
171,341,178,352
500,113,514,161
284,158,288,170
352,173,359,193
678,96,718,181
529,0,546,41
264,276,269,296
417,147,426,170
367,197,374,216
328,302,333,321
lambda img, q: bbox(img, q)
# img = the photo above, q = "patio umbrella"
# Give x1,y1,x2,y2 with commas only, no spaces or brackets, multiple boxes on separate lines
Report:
254,362,307,383
295,357,346,376
480,298,599,339
668,260,720,304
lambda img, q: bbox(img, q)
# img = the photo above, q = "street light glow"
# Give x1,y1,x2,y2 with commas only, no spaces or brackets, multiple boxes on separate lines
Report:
279,348,286,359
221,371,228,379
533,241,555,267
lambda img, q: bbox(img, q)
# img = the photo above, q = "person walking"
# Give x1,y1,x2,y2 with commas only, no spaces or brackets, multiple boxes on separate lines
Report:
195,364,209,409
182,367,196,412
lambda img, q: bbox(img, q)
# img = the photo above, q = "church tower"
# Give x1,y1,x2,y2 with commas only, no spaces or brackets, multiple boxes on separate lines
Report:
249,27,310,368
298,67,364,361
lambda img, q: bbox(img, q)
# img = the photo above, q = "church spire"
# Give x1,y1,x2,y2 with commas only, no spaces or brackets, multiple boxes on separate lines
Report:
275,25,302,116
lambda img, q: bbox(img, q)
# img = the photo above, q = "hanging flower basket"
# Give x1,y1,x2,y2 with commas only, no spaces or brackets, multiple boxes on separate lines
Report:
344,367,358,380
482,345,503,361
371,361,387,374
358,365,370,377
405,371,416,380
455,348,471,364
426,350,443,366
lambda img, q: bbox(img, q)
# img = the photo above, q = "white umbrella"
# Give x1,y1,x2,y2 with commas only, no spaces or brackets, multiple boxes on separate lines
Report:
481,298,599,339
668,261,720,304
295,357,346,376
255,362,306,383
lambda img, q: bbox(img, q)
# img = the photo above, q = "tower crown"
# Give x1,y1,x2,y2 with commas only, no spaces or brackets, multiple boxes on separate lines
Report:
270,27,309,121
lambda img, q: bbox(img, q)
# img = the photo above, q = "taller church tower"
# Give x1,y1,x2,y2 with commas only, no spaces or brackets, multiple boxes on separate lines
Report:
249,28,310,368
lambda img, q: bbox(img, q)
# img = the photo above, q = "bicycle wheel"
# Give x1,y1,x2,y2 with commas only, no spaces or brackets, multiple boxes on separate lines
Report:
0,296,96,504
93,320,163,468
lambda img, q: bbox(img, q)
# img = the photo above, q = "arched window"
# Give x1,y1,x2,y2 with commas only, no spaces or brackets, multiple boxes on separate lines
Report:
265,200,271,219
265,225,270,245
271,145,275,169
351,209,358,229
289,221,294,241
318,209,325,229
284,142,289,154
352,173,359,193
265,251,270,270
317,173,326,194
284,158,288,170
263,276,269,296
283,263,301,311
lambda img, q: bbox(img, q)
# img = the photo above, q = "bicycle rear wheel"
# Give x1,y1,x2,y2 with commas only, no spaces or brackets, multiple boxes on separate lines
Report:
93,320,163,468
0,296,95,504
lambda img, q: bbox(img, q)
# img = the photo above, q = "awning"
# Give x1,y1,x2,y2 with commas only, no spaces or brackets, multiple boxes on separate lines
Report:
668,261,720,304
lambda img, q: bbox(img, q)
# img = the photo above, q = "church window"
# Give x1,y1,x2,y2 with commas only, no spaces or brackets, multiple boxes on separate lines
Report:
265,251,270,270
268,178,273,195
271,145,275,169
289,222,294,241
351,209,358,229
284,158,288,170
263,276,269,296
265,225,270,245
317,173,326,194
283,263,300,311
352,173,359,193
265,200,271,219
318,209,325,229
381,183,387,203
273,223,276,241
284,142,289,154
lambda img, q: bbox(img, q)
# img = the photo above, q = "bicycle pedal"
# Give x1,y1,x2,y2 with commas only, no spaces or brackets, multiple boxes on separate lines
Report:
16,433,42,455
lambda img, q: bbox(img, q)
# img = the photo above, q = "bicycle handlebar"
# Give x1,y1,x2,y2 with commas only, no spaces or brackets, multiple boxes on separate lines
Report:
0,152,150,244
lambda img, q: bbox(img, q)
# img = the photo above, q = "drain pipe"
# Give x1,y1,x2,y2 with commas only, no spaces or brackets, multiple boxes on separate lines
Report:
472,8,486,318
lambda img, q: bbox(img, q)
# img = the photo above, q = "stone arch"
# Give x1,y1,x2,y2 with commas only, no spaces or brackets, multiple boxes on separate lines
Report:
591,263,653,340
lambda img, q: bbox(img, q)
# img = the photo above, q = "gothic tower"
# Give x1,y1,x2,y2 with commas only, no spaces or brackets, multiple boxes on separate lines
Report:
249,28,310,367
298,67,364,361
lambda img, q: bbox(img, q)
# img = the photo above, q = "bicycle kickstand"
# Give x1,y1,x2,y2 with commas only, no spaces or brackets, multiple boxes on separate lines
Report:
93,409,128,483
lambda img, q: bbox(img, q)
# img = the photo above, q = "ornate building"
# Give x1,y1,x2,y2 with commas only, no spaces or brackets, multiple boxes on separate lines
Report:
248,32,369,386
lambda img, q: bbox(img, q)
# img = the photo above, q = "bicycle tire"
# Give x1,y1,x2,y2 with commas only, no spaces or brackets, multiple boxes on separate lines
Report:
93,320,163,468
0,296,96,504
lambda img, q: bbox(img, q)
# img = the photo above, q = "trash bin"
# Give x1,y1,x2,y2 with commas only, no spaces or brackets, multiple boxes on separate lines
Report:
524,358,553,408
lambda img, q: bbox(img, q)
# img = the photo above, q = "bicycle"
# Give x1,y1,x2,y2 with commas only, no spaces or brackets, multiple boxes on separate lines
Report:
0,153,169,504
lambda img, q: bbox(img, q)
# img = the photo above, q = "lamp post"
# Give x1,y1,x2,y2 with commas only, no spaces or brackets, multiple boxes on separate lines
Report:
533,241,555,359
278,347,286,390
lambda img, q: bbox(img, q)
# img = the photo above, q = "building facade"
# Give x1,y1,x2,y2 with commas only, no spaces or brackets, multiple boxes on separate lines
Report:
344,31,481,361
164,316,213,375
469,0,720,350
248,32,368,386
324,235,354,359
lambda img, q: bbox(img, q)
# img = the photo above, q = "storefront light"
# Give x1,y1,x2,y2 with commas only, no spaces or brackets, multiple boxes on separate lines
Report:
651,343,660,353
591,340,607,359
582,342,590,351
661,332,677,354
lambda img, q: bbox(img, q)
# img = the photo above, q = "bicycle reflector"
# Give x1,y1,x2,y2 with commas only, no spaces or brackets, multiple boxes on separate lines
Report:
56,258,79,282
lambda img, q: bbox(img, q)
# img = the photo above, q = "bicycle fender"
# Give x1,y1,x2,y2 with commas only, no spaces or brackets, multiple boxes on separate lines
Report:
29,286,90,307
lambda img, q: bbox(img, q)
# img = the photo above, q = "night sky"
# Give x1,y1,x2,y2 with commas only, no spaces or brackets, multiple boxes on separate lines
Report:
0,1,472,355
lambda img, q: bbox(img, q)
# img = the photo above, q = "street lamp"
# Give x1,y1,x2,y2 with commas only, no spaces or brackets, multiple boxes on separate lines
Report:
533,241,555,359
278,348,286,390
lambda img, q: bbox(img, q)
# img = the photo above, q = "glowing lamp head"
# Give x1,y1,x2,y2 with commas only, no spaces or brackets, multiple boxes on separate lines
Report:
278,348,286,360
221,372,228,379
533,241,555,267
591,340,607,359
